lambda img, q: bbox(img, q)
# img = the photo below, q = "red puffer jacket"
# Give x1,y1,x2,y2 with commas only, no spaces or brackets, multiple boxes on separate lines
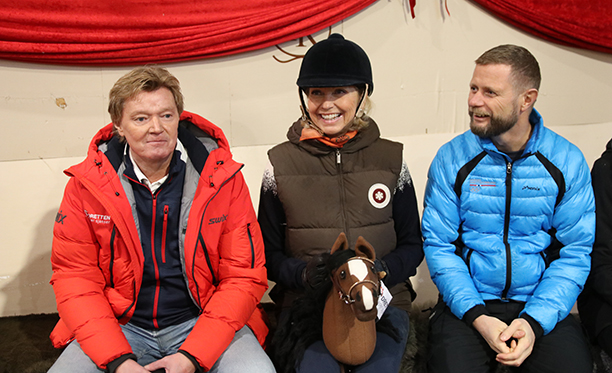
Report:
49,111,268,370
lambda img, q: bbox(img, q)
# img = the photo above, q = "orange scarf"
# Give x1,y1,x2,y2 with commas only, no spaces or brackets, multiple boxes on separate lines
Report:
300,126,358,148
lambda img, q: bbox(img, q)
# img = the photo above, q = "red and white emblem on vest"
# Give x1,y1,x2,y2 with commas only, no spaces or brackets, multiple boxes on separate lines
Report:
368,183,391,209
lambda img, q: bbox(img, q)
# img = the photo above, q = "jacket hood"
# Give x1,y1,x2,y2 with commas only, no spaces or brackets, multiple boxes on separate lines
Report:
286,116,381,156
87,111,230,155
70,111,231,177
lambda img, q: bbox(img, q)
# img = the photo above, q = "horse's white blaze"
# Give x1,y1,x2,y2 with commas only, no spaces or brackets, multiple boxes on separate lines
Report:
347,259,375,310
348,260,368,281
362,286,374,310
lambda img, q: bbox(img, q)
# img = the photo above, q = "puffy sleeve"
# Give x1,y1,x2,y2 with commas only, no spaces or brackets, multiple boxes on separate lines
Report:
422,145,485,320
50,177,133,369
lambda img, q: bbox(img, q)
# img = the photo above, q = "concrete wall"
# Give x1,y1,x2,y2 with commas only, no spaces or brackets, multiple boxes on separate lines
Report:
1,0,611,316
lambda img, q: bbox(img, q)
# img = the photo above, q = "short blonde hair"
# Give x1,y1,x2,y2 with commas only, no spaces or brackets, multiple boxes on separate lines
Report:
476,44,541,93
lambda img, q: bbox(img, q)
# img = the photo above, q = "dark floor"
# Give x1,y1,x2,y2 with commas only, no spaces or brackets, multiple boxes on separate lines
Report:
1,309,610,373
0,313,62,373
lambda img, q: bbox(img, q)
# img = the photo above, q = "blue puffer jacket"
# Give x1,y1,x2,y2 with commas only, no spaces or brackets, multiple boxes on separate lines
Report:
422,109,595,335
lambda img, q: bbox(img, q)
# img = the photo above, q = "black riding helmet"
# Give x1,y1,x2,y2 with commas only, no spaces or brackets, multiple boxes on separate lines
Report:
297,33,373,95
297,34,373,127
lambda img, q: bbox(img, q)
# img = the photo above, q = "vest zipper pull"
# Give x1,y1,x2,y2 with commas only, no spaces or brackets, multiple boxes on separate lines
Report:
336,149,341,164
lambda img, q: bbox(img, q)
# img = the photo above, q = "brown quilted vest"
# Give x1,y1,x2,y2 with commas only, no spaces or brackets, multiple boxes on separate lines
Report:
268,118,403,262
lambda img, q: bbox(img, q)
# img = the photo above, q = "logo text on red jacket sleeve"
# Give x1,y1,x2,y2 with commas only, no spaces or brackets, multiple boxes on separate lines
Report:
55,210,67,224
208,214,228,225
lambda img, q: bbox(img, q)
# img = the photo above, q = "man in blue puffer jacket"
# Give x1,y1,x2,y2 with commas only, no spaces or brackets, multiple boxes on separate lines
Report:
422,44,594,373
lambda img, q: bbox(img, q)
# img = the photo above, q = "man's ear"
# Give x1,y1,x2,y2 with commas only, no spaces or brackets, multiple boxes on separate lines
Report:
521,88,538,112
114,123,123,137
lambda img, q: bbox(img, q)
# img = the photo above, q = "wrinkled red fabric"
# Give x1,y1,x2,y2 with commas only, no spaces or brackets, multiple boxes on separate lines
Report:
470,0,612,54
0,0,376,65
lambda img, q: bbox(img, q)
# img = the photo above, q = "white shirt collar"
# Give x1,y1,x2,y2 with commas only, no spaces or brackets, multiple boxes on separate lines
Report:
125,140,186,193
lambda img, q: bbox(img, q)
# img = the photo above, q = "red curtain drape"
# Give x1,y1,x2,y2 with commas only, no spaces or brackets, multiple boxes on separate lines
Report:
470,0,612,55
0,0,376,66
3,1,609,66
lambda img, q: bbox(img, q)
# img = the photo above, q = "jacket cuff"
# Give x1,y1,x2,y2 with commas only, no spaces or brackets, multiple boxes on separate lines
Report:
106,353,137,373
520,313,544,340
374,259,391,282
463,304,489,326
178,350,204,373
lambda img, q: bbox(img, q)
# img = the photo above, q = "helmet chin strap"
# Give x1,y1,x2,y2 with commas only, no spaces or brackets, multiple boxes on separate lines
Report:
299,87,325,135
355,84,368,119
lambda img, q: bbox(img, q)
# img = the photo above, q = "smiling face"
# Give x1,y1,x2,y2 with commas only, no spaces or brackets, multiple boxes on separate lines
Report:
115,87,179,177
306,86,361,137
468,63,521,138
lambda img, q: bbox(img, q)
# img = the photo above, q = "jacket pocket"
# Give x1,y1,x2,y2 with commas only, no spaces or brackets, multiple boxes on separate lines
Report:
105,280,136,320
247,223,255,269
162,205,169,263
466,248,474,276
109,225,116,287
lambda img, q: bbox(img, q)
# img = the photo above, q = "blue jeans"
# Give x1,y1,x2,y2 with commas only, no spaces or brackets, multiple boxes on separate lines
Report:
296,306,409,373
48,317,275,373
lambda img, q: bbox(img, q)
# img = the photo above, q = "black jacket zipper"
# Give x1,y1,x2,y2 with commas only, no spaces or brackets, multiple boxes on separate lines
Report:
501,161,513,300
336,149,350,239
109,225,116,288
247,223,255,269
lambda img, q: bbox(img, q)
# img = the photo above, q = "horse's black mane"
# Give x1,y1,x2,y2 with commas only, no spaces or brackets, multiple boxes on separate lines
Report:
271,249,400,373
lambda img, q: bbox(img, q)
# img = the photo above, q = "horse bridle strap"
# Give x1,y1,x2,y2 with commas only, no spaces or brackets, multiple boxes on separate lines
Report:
331,257,381,305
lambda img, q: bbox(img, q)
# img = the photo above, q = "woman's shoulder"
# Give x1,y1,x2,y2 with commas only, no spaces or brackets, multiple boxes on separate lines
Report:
268,139,299,159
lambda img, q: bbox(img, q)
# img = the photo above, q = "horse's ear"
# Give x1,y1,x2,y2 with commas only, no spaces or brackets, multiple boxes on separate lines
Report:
355,236,376,260
330,232,349,254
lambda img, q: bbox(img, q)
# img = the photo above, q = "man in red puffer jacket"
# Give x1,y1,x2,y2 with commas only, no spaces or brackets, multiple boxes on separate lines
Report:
48,66,274,373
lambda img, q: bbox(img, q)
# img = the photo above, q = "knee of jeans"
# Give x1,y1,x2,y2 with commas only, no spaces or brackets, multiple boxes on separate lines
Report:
216,353,276,373
47,340,100,373
298,342,339,373
249,357,276,373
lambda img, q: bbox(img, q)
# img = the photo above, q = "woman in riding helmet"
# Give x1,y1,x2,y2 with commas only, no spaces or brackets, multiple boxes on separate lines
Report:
258,33,424,372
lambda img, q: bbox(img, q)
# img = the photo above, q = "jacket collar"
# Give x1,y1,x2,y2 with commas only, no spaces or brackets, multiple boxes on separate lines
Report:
478,108,543,158
89,111,219,175
286,116,381,156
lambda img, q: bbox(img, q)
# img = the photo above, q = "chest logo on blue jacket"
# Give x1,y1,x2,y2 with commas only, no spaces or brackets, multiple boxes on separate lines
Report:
368,183,391,209
469,178,497,193
209,214,228,225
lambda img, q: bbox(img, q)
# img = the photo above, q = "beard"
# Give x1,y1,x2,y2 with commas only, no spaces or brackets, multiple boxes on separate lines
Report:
469,103,519,138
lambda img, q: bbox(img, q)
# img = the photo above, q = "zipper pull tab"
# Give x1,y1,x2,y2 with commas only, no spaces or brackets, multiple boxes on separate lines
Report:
506,162,512,174
336,149,341,164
